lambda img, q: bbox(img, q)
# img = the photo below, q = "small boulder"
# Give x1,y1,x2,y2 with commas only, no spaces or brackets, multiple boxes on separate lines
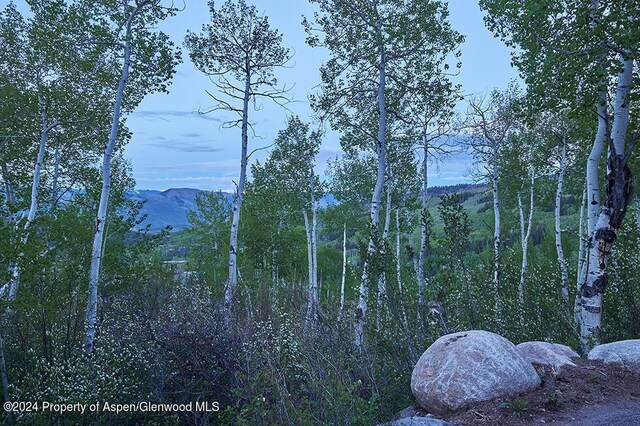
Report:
391,405,429,420
378,406,451,426
378,417,452,426
516,341,578,368
588,339,640,370
411,330,540,414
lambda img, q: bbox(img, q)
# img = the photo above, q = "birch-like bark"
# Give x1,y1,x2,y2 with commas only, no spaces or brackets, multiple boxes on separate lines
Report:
311,187,318,315
27,96,57,227
355,37,386,348
585,0,604,239
491,145,501,312
376,180,391,330
303,209,317,326
555,136,569,304
417,142,428,324
224,69,251,327
586,96,607,237
305,173,320,326
517,164,534,305
395,206,409,329
575,183,587,321
517,194,525,303
51,145,61,208
84,13,135,355
338,223,346,319
395,207,402,292
580,57,634,347
8,96,58,300
383,182,391,238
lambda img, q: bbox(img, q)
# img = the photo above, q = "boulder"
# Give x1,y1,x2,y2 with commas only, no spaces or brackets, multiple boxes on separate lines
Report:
411,330,540,414
378,417,452,426
377,405,453,425
588,339,640,370
516,341,578,368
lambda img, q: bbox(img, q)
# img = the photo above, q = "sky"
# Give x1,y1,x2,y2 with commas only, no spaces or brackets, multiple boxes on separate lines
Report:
12,0,520,191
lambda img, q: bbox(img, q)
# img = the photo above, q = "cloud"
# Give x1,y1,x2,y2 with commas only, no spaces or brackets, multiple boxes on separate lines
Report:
135,175,235,191
146,141,224,153
132,110,224,123
428,152,478,186
440,176,472,181
319,145,343,155
183,132,201,138
137,176,229,182
139,160,238,174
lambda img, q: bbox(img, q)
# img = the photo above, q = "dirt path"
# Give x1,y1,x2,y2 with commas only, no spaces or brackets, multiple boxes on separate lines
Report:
551,398,640,425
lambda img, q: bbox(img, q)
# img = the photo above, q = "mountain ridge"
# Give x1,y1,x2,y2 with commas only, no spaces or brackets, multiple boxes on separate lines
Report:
127,188,233,231
128,183,486,232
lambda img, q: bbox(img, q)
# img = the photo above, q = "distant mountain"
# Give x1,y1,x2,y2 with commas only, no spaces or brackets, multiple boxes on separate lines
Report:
128,184,475,232
127,188,233,232
128,188,339,232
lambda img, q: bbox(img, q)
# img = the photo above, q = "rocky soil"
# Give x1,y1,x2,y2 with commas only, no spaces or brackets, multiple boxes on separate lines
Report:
398,358,640,425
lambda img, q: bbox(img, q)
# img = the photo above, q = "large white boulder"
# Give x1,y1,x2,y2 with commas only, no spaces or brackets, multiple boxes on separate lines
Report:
588,339,640,370
516,341,579,368
411,330,540,414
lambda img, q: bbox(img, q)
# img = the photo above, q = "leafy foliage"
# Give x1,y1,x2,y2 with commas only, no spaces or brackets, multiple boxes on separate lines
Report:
1,1,639,425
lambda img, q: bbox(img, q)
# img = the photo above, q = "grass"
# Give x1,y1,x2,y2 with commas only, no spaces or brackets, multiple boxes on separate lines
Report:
499,399,530,417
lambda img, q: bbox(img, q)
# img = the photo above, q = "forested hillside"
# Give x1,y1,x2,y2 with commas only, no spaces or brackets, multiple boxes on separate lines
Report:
0,0,638,425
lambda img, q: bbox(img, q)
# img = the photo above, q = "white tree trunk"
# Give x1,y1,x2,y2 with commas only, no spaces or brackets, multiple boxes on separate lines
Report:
339,223,346,319
8,96,57,301
383,182,392,239
395,206,409,329
584,0,605,246
224,71,251,327
376,180,391,329
355,42,387,348
305,170,320,327
518,165,535,305
574,183,587,321
417,142,428,324
579,57,634,347
84,22,133,356
311,191,319,315
303,209,317,326
586,97,607,237
395,207,402,292
492,147,501,312
517,194,525,304
51,145,61,208
555,136,569,304
26,96,50,228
